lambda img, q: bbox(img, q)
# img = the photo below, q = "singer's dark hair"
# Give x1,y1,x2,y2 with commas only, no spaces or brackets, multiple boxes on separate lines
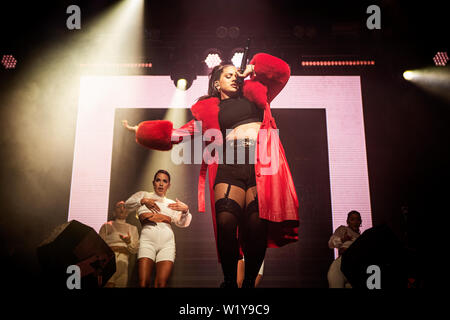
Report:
197,63,239,101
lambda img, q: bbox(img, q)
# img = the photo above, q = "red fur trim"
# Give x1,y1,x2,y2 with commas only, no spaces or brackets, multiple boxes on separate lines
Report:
191,97,221,131
136,120,173,151
242,80,267,109
250,53,290,102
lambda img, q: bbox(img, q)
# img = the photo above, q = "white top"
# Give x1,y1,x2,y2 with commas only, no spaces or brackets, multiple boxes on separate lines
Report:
98,219,140,254
328,225,361,250
124,191,192,228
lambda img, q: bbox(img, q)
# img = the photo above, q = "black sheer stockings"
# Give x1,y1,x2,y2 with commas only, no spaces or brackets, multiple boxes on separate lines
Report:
214,183,267,287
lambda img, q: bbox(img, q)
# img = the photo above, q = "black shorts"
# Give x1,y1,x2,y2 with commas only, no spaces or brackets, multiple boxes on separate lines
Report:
214,139,257,191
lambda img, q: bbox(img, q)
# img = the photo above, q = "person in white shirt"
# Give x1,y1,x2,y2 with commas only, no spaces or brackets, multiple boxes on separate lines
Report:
99,200,140,288
125,169,192,288
327,210,362,288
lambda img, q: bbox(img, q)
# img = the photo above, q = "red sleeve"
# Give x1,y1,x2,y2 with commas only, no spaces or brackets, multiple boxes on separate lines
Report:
249,53,291,103
136,119,200,151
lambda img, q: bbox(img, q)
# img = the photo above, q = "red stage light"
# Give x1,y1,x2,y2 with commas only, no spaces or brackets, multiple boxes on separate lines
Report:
78,62,152,68
2,54,17,69
433,52,449,66
301,59,376,67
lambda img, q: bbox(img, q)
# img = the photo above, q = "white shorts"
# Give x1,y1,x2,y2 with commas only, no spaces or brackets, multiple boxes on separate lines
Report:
138,223,176,263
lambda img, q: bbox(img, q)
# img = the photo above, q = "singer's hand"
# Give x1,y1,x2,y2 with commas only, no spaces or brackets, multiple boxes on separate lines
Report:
122,120,138,133
236,64,255,78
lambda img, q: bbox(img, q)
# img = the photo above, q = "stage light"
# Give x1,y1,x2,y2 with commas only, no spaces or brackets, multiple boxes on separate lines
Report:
171,44,197,89
301,59,376,67
138,84,189,190
231,52,243,68
228,26,240,39
79,62,152,69
1,54,17,69
216,26,228,39
433,51,448,66
403,70,415,80
402,68,450,101
204,53,222,69
171,74,195,91
2,0,146,212
230,48,245,68
203,48,223,70
170,62,196,90
177,79,187,90
77,0,145,72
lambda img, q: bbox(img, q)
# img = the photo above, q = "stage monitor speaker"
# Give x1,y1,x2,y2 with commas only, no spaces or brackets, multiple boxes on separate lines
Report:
37,220,116,288
341,224,408,288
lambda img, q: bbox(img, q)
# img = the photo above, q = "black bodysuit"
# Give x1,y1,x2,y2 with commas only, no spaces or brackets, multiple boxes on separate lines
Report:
214,96,263,190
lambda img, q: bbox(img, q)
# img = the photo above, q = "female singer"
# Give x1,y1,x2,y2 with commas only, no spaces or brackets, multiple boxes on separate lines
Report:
123,53,299,288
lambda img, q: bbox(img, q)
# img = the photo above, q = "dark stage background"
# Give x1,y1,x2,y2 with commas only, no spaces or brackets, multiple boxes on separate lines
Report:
0,0,448,290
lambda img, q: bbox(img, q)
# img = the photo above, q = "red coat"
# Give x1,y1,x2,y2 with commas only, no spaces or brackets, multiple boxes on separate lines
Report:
135,53,299,252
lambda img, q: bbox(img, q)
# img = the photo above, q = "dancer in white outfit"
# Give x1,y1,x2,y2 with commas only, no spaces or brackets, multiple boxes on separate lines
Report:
125,169,192,288
327,210,362,288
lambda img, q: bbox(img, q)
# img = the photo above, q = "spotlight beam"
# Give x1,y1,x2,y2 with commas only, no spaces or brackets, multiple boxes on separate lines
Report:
138,90,188,189
403,67,450,101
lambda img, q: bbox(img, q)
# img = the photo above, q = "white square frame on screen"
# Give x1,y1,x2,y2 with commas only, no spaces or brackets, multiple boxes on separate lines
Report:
69,75,372,242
